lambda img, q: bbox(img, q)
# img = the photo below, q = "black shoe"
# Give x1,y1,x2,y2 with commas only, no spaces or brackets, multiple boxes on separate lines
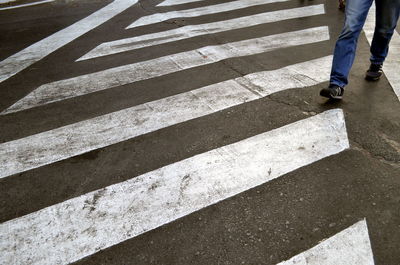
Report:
339,0,346,10
320,84,344,100
365,63,383,81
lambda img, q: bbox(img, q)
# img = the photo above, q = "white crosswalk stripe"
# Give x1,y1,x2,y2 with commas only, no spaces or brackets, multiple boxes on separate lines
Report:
0,109,350,265
0,0,376,264
0,0,17,3
0,0,54,10
157,0,206,7
0,0,139,83
127,0,291,28
2,26,329,114
79,5,325,61
277,220,375,265
0,56,332,179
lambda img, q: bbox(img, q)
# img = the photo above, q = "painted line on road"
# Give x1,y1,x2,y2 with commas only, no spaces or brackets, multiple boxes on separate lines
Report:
157,0,206,6
2,26,330,114
0,0,54,11
79,5,325,61
127,0,291,28
0,56,333,179
0,0,139,83
277,219,375,265
364,6,400,101
0,109,349,265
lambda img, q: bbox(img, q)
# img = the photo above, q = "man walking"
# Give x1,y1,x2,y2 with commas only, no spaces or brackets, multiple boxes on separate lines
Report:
320,0,400,99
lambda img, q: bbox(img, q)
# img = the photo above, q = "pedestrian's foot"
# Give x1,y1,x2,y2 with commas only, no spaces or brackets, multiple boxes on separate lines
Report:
320,84,344,100
365,63,383,81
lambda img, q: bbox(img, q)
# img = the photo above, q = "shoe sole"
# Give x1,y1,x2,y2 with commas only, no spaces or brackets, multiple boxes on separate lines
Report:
365,75,381,81
320,89,343,100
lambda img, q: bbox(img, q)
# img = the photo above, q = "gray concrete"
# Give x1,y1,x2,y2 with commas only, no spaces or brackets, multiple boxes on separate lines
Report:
0,0,399,264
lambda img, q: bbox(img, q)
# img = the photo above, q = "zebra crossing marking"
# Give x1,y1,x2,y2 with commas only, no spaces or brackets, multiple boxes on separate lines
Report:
0,0,139,83
2,26,330,114
364,6,400,101
0,109,349,265
0,56,332,179
127,0,291,28
276,219,375,265
0,0,54,10
79,5,325,61
157,0,205,6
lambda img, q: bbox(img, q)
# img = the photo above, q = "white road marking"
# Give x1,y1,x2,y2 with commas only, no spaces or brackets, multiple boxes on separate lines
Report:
0,109,349,265
79,5,325,61
0,0,138,83
276,219,375,265
364,6,400,101
157,0,205,6
2,26,330,114
0,56,332,179
127,0,291,28
0,0,54,11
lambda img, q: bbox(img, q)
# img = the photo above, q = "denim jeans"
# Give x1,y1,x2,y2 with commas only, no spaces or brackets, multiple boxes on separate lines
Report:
330,0,400,87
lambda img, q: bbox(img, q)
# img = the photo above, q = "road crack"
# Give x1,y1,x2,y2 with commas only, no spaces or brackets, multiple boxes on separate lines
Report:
350,140,400,169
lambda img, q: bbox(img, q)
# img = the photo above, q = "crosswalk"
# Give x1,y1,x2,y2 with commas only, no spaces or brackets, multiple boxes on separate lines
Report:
1,110,349,265
0,0,139,83
157,0,206,6
0,0,383,264
78,5,325,61
277,220,375,265
2,26,329,114
127,0,292,28
0,57,333,178
0,0,55,11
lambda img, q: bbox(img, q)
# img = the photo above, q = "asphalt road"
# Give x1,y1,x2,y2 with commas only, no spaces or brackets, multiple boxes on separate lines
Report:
0,0,399,264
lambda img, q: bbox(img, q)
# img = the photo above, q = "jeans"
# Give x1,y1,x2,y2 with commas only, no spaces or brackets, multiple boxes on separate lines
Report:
330,0,400,87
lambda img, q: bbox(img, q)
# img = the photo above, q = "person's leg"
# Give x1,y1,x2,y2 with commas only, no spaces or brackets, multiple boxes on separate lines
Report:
369,0,400,65
329,0,373,88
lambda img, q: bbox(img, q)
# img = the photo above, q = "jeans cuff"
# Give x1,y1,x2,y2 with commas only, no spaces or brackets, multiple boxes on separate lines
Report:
329,81,346,88
370,59,384,65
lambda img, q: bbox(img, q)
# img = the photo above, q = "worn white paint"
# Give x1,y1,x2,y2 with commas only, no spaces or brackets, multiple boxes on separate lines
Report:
0,0,54,11
157,0,205,6
79,5,325,61
276,219,375,265
0,109,349,265
364,6,400,101
2,26,330,114
0,56,333,179
127,0,291,28
0,0,138,83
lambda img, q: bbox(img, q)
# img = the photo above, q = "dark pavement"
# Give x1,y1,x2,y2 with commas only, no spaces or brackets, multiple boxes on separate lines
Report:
0,0,399,264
